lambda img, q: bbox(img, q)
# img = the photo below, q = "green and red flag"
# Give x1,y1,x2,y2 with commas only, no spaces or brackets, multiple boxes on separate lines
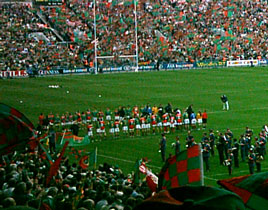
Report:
78,148,97,169
135,186,245,210
158,144,203,191
217,172,268,209
0,103,35,155
46,141,69,186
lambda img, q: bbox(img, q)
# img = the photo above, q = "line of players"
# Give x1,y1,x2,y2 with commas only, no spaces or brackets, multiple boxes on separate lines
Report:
38,104,208,139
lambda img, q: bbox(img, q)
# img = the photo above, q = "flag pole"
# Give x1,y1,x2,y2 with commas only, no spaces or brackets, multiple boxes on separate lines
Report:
94,147,97,169
60,129,67,145
198,143,204,186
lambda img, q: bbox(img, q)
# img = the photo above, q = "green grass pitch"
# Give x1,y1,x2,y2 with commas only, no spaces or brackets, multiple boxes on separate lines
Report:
1,67,268,186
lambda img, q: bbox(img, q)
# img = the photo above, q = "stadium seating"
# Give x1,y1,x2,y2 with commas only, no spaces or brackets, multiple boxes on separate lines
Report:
1,0,268,70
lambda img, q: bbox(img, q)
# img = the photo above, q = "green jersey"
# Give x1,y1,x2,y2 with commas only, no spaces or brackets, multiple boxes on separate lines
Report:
92,111,98,117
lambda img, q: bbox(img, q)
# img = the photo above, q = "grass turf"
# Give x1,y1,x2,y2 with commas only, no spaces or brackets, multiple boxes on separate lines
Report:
1,67,268,187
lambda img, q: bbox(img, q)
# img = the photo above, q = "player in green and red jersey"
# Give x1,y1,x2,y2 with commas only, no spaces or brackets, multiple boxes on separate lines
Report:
169,114,176,133
114,119,120,138
105,107,112,121
54,114,61,128
48,112,54,125
146,115,151,135
87,123,94,142
133,105,139,118
86,109,92,123
156,114,162,133
108,120,115,138
140,115,146,136
60,113,66,126
92,108,98,123
126,105,132,119
151,114,157,135
98,110,104,122
114,108,120,121
122,117,129,136
76,111,82,124
99,119,106,140
182,110,189,130
81,112,87,125
162,113,169,134
175,110,182,131
135,116,141,136
68,113,74,125
129,117,135,137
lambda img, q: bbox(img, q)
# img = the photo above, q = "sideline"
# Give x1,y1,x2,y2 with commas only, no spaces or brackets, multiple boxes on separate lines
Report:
98,153,264,182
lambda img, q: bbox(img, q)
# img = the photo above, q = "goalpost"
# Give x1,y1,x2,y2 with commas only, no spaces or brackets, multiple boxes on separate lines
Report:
93,0,139,74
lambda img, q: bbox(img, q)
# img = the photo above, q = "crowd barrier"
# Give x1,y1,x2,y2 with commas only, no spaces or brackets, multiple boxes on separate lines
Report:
1,59,267,78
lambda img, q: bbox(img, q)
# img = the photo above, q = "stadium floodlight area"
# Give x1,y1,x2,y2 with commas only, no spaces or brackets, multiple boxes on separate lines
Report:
93,0,139,74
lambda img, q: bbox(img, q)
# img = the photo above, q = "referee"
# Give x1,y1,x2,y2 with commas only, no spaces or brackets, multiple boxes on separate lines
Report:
221,94,229,110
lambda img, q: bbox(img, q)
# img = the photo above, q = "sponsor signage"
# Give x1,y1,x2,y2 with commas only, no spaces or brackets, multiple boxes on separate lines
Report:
0,70,28,78
160,63,194,70
62,68,88,74
195,61,226,68
227,60,258,67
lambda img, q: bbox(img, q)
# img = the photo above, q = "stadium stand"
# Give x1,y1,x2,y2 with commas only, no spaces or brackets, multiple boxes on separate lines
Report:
1,0,268,72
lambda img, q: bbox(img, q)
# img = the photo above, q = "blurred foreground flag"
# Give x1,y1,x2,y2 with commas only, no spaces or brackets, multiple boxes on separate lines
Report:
218,172,268,210
0,103,35,155
158,144,203,190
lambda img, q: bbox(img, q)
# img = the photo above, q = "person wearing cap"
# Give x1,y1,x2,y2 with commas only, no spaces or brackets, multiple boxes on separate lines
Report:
226,148,234,175
202,139,211,172
248,147,256,174
233,138,240,168
209,129,215,157
221,94,229,110
217,132,225,165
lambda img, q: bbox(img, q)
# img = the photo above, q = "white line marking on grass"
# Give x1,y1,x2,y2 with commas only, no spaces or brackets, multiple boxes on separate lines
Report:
208,106,268,114
204,176,218,181
98,154,268,183
98,154,161,170
208,167,268,177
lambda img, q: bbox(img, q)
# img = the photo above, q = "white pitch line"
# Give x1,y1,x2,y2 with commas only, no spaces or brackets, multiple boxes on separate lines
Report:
208,106,268,114
98,153,268,182
98,154,161,170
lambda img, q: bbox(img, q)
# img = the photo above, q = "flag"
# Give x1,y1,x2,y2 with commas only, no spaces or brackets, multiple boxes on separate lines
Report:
79,148,97,169
217,172,268,209
135,186,245,210
46,141,69,185
59,131,90,146
133,158,158,192
158,144,203,191
0,103,35,155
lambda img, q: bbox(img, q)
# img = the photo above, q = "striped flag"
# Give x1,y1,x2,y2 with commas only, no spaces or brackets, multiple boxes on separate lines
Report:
0,103,35,155
218,172,268,209
158,144,203,190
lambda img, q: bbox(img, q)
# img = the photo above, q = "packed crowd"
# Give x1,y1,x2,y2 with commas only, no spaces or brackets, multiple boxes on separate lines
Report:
0,3,86,71
38,104,208,140
2,0,268,71
0,150,151,209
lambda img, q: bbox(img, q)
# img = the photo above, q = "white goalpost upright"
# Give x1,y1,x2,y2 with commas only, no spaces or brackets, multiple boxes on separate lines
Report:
93,0,139,74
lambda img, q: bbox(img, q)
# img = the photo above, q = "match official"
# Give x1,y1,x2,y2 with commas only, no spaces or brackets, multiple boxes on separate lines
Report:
221,94,229,110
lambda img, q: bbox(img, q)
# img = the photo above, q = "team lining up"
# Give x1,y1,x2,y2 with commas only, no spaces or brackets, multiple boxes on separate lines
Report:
38,104,208,138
